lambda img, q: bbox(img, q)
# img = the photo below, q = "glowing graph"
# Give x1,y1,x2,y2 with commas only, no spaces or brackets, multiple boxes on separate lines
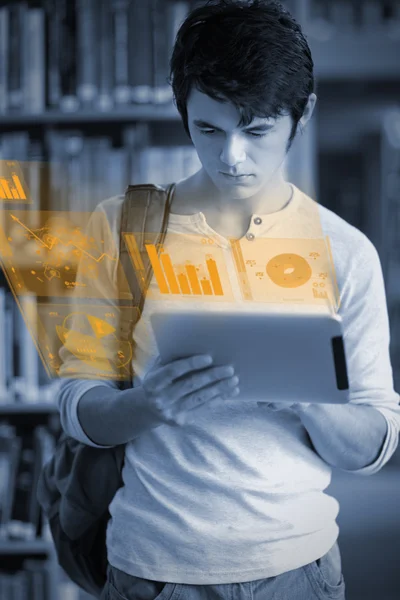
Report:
146,244,223,296
123,232,234,302
230,236,339,310
0,161,30,203
0,210,132,299
35,303,138,380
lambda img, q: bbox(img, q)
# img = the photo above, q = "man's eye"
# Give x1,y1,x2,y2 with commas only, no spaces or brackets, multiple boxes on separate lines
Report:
248,132,267,138
199,129,267,138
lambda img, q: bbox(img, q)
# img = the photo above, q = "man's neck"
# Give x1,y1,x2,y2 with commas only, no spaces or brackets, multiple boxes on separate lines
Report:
196,170,293,218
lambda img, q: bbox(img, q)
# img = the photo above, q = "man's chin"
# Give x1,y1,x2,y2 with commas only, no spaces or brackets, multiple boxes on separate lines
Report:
214,177,258,193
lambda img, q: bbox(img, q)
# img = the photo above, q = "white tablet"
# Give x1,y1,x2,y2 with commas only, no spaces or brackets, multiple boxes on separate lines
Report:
150,310,350,404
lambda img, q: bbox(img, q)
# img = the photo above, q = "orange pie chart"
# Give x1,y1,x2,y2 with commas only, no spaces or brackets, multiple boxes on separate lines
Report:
266,253,312,288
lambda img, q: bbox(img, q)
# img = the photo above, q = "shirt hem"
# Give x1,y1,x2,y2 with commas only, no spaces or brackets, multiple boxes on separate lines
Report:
106,524,339,585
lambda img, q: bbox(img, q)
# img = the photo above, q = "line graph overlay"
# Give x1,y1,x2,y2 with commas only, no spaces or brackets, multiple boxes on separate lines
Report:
0,210,133,299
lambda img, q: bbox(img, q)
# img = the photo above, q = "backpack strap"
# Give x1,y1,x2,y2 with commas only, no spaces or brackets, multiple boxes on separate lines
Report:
117,183,175,388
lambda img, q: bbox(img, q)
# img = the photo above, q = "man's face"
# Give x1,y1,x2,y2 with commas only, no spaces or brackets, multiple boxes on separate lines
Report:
187,88,294,200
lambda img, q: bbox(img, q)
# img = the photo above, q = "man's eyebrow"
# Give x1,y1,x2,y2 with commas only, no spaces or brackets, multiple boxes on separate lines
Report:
193,119,274,131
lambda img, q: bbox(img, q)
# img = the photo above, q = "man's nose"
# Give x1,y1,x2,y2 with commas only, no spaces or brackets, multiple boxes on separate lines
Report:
220,136,246,166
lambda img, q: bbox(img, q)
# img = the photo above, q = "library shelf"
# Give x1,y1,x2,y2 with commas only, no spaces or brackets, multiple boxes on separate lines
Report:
310,35,400,80
0,539,53,555
0,104,181,127
0,403,58,415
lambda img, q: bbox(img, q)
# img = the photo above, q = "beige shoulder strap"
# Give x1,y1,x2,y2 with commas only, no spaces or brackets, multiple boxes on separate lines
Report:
117,183,175,387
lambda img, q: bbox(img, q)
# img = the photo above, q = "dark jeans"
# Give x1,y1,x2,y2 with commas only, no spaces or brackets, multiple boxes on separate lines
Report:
100,541,345,599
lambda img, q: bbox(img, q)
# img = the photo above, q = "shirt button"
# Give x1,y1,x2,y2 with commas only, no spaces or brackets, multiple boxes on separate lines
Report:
254,217,262,225
246,233,255,241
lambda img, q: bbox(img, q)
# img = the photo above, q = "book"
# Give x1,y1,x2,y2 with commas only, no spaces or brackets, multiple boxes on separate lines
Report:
152,0,174,104
59,0,79,112
78,134,93,212
0,573,14,600
140,146,164,184
1,131,29,162
108,145,129,197
329,0,356,33
112,0,132,105
13,294,40,404
0,5,9,114
29,136,48,214
7,3,25,112
306,0,335,41
45,129,69,211
9,431,37,540
23,6,46,114
11,569,30,600
386,0,400,38
361,0,383,31
77,135,94,211
129,0,154,104
159,0,190,103
0,424,21,537
98,0,115,111
44,0,61,109
124,123,151,184
63,130,85,213
29,426,56,536
5,291,15,399
167,1,190,50
76,0,99,107
23,559,46,600
0,288,7,402
90,136,113,209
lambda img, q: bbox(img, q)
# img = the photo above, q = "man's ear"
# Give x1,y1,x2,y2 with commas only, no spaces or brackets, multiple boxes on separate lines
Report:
299,93,317,131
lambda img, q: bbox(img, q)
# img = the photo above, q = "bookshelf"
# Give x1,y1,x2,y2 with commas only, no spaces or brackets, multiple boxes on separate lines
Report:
0,1,206,598
291,0,400,79
0,105,181,127
0,408,59,600
0,1,399,599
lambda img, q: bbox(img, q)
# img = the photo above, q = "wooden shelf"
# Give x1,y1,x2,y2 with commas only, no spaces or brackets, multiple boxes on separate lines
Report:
0,539,53,555
0,402,58,415
0,103,181,127
310,34,400,80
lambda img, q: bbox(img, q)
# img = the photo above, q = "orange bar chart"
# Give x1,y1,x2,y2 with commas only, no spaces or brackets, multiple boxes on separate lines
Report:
0,161,30,202
145,243,224,296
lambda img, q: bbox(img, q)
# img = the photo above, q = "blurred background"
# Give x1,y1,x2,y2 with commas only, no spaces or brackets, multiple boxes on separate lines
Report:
0,0,399,598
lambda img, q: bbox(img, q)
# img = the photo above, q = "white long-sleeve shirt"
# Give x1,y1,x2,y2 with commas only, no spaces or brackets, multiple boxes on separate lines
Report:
57,182,400,584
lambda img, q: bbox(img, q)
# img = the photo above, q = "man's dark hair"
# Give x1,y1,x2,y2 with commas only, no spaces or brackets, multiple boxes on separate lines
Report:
169,0,314,149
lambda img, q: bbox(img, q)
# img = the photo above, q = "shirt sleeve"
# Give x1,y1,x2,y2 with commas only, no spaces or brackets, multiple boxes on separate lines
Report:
57,379,118,448
337,232,400,475
57,195,134,447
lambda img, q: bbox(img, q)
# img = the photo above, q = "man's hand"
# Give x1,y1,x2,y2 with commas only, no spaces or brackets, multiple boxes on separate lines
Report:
141,354,240,427
257,400,388,471
286,401,388,470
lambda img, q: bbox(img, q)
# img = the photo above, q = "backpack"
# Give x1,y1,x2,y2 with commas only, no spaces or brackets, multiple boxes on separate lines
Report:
37,183,175,598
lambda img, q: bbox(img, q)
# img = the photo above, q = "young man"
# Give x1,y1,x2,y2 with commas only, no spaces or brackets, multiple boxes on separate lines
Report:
58,1,400,598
